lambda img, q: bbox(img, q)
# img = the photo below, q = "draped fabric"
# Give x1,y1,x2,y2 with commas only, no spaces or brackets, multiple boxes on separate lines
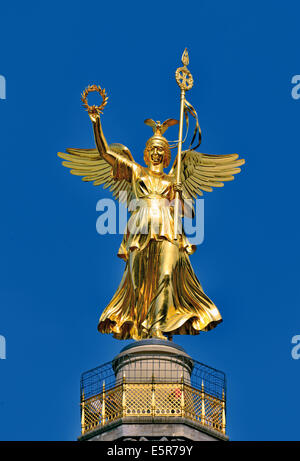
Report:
98,161,222,340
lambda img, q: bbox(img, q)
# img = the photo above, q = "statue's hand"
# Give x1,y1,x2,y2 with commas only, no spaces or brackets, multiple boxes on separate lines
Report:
88,107,100,124
173,182,183,193
82,85,107,123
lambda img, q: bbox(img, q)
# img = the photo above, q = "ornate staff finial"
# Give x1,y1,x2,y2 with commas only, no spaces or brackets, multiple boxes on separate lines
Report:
181,48,189,66
175,48,194,91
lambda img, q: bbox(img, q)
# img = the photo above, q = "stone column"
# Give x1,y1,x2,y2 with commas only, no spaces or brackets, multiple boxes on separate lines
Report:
112,339,193,385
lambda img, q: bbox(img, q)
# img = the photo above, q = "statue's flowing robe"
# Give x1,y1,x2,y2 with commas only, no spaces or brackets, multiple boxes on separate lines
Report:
98,160,222,340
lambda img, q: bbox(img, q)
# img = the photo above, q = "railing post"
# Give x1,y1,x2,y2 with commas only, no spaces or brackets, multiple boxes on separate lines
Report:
180,374,185,418
101,380,105,425
201,380,205,425
222,389,226,434
151,374,155,417
81,390,85,434
122,373,126,418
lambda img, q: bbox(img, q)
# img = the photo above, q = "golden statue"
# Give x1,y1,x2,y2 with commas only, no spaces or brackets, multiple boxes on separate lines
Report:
58,50,245,341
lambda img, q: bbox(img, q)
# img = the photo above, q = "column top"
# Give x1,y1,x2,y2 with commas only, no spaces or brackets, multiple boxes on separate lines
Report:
120,339,187,354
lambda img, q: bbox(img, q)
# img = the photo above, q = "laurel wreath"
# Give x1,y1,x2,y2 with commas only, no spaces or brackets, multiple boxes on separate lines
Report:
81,84,108,114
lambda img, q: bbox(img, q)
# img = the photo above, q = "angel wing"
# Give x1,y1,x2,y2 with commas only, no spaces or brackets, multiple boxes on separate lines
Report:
169,149,245,203
57,143,135,205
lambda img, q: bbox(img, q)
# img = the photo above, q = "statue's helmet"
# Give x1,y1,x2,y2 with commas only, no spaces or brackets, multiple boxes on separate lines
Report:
144,119,178,168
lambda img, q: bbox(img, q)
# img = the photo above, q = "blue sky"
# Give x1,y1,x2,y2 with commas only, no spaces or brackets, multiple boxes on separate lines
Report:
0,0,300,440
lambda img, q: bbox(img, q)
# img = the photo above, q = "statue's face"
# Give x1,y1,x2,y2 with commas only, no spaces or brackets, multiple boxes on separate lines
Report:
149,144,165,166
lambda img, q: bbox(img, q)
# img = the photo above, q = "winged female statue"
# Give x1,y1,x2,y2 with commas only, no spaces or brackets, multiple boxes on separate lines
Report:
58,96,244,341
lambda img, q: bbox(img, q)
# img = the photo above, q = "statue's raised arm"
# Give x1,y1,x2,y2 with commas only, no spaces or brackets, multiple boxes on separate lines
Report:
57,85,137,205
89,110,134,170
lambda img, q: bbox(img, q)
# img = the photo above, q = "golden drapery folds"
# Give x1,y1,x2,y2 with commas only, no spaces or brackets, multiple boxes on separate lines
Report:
98,158,222,340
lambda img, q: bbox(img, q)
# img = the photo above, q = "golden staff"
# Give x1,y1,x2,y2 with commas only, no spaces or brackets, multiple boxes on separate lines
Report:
174,49,194,239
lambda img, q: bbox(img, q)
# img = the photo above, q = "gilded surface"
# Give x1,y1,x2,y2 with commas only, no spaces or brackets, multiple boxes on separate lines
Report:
58,51,245,341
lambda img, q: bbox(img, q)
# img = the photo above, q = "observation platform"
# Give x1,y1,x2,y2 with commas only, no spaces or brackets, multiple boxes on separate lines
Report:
78,339,227,441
